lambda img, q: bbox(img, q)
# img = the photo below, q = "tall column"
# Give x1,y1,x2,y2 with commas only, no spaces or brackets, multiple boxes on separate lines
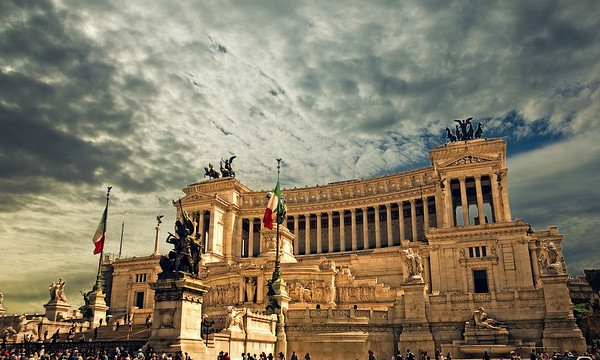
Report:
398,202,406,243
386,204,392,248
530,246,540,285
362,207,369,249
327,211,333,253
316,213,322,254
351,209,357,250
198,210,205,240
293,216,300,255
459,177,470,226
422,197,430,231
235,215,243,258
339,211,346,251
490,174,503,222
153,222,161,256
475,176,486,224
500,171,511,221
424,255,432,292
444,181,454,227
410,199,417,241
305,214,311,255
375,206,381,248
248,217,254,258
207,210,214,252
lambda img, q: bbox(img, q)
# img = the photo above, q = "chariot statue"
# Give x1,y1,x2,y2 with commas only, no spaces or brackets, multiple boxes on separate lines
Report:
204,164,220,179
445,117,484,142
220,155,236,178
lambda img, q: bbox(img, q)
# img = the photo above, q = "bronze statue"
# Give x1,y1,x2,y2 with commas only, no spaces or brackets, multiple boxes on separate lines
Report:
79,290,93,319
474,122,484,139
204,164,220,179
219,156,236,178
445,127,457,142
445,118,484,142
454,117,473,140
159,200,202,276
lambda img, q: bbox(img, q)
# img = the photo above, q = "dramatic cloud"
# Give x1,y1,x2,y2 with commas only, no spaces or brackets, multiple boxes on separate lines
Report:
1,0,599,313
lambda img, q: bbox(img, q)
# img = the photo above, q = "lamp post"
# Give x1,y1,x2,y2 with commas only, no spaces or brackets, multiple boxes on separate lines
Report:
202,317,216,347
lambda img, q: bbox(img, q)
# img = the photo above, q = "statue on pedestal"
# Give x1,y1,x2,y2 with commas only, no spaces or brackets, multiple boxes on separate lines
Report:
48,278,68,303
472,307,504,330
402,248,424,282
538,242,564,275
159,201,202,277
225,306,244,331
79,290,93,318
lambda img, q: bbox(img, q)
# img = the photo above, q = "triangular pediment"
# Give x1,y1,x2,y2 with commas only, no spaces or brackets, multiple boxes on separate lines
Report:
442,154,494,168
182,194,205,202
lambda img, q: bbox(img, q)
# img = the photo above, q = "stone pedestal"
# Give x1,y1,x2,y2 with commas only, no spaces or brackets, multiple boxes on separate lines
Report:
147,272,210,358
463,327,509,344
539,274,586,353
44,301,71,321
259,226,297,263
88,290,109,327
398,281,435,354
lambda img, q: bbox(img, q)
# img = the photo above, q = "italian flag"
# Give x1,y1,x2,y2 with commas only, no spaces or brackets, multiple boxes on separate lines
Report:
92,206,108,255
263,182,282,230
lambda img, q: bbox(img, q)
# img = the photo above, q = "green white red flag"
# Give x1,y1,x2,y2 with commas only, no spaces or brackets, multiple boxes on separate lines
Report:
92,206,108,255
263,182,282,230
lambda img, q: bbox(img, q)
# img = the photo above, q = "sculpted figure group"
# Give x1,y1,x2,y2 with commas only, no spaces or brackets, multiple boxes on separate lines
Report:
445,117,484,143
402,248,424,282
204,155,236,179
159,200,202,277
538,242,564,275
49,278,68,303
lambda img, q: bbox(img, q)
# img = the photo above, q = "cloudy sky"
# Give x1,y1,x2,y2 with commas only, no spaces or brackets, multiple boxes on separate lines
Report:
1,0,599,314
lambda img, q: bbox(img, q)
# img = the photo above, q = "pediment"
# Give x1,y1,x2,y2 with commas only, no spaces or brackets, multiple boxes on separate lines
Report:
183,194,205,202
441,154,494,168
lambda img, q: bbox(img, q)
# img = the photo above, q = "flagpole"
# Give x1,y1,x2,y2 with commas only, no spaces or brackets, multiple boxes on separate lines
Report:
94,186,112,292
118,221,124,258
273,158,282,281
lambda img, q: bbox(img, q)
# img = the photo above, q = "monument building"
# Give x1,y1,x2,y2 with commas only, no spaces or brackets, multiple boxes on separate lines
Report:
102,127,585,359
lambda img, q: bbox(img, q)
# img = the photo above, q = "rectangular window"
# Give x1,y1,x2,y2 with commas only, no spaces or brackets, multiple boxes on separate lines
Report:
135,291,145,308
468,246,487,258
473,270,489,293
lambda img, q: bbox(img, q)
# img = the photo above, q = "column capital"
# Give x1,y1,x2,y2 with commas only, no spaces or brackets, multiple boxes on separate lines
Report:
458,176,467,182
409,198,416,204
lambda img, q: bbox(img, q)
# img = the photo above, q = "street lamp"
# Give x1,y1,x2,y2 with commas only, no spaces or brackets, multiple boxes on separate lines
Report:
202,317,216,347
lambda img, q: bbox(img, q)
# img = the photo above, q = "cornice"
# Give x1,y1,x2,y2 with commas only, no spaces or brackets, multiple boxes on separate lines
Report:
427,221,530,242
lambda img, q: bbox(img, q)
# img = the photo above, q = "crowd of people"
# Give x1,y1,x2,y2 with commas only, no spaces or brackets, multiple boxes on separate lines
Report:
0,345,193,360
5,345,600,360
